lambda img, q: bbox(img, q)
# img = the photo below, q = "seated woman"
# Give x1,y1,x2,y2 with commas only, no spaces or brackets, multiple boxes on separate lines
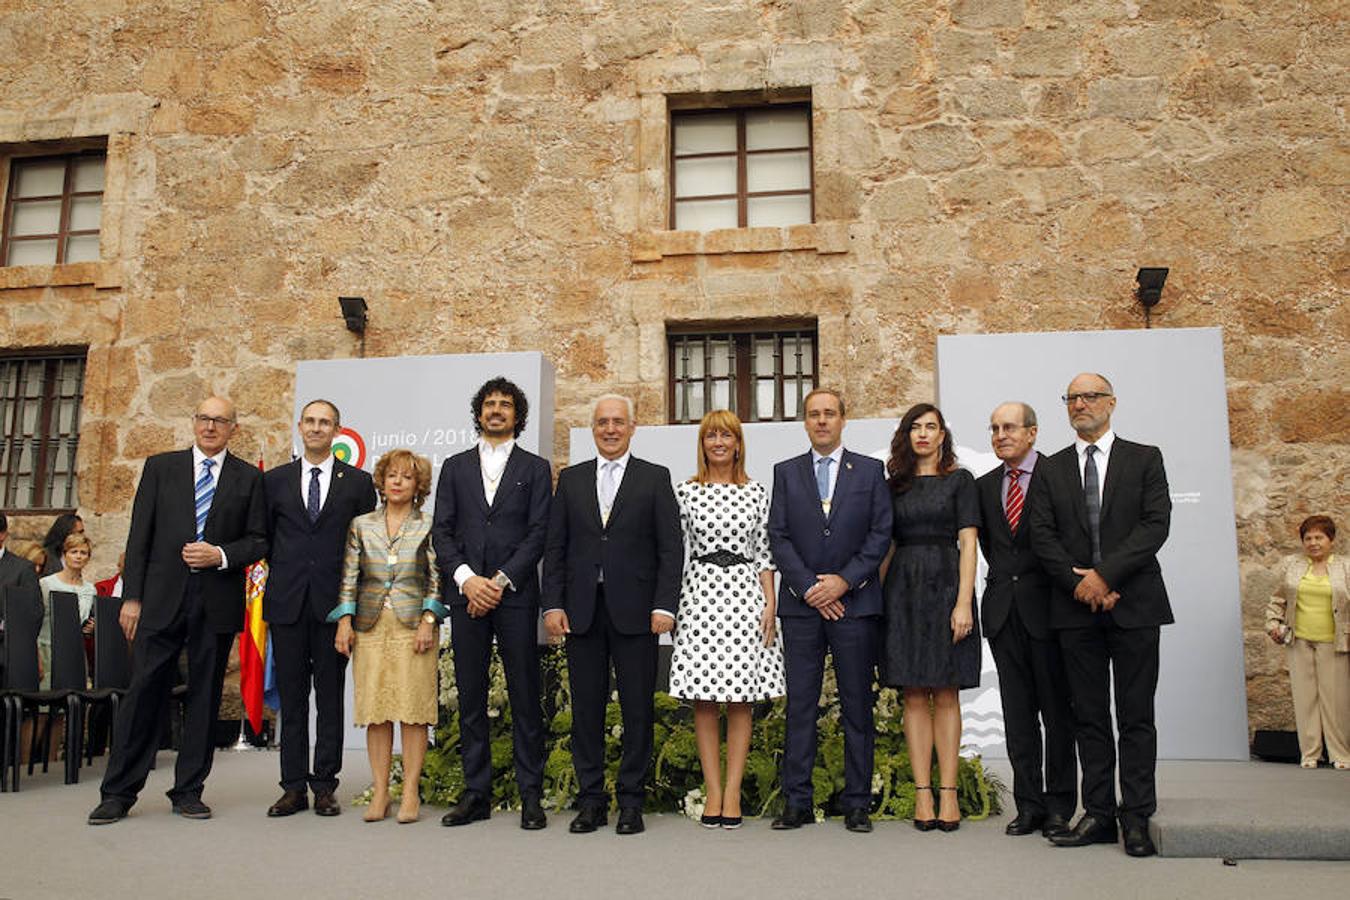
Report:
38,531,97,689
331,449,445,823
40,512,83,576
1266,515,1349,770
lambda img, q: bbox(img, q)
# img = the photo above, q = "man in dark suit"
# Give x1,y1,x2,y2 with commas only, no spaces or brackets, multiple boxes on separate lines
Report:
1029,373,1172,857
433,377,551,830
262,399,375,818
88,396,268,825
976,402,1075,839
0,512,43,683
767,388,891,833
542,394,682,836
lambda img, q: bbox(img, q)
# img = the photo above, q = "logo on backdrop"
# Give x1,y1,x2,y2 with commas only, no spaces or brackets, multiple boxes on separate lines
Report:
332,427,367,469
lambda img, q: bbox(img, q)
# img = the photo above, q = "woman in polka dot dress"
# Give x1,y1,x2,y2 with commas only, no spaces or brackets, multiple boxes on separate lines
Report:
669,409,786,829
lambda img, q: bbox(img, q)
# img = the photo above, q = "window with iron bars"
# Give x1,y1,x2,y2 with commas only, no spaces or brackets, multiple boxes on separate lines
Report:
668,324,817,424
0,349,86,512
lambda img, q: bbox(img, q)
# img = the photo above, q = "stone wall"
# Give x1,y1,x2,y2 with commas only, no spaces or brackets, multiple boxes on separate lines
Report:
0,1,1345,735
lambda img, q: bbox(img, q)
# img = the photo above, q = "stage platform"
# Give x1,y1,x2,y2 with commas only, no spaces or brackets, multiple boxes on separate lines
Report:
2,751,1347,899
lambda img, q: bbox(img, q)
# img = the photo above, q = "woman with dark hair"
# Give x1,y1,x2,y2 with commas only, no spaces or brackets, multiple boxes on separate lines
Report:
331,448,445,822
40,512,83,575
668,409,783,829
880,403,980,831
1266,515,1349,770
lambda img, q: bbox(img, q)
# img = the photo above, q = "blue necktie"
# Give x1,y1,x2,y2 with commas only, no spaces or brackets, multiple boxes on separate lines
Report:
1083,445,1102,566
307,467,322,523
194,458,216,541
816,456,833,502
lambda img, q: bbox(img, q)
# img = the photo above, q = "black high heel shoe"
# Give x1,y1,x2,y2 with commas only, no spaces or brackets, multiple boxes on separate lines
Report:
700,813,723,828
913,785,937,832
936,786,961,832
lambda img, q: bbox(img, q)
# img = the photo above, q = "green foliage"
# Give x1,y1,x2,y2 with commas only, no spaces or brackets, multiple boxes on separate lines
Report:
360,642,1004,822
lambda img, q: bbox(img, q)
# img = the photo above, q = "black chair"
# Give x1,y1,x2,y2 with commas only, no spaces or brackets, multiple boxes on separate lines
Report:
65,593,132,779
19,590,90,785
1,582,46,791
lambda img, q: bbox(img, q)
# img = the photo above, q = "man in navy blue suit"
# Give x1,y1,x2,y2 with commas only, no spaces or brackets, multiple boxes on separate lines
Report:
768,388,892,833
262,399,375,818
433,377,552,830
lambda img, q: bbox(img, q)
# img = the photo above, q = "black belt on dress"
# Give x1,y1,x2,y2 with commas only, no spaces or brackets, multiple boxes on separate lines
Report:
694,550,753,568
895,535,953,547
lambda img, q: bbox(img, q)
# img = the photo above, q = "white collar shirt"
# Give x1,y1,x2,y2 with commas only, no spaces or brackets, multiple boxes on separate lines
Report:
299,454,335,511
1074,429,1115,506
810,446,845,503
478,438,515,505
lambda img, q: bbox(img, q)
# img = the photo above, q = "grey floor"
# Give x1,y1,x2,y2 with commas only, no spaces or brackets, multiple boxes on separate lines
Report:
3,750,1348,899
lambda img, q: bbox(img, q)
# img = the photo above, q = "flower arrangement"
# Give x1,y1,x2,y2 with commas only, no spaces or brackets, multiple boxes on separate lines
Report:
357,641,1003,822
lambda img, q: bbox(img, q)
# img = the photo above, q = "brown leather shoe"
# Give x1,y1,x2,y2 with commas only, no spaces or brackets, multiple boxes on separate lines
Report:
267,790,309,817
313,791,340,817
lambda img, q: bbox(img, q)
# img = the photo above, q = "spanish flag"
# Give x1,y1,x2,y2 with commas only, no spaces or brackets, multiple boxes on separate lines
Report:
238,460,269,735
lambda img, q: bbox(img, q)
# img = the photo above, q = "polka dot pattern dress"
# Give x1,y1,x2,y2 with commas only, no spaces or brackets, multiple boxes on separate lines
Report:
669,481,786,702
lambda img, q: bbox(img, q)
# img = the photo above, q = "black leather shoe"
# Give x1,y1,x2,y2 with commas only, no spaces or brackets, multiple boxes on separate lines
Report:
844,808,873,833
700,813,723,828
313,791,340,817
913,785,937,832
520,795,547,830
615,807,645,835
720,816,743,830
568,805,608,833
771,805,814,830
1048,814,1119,847
172,798,212,820
267,790,309,817
1005,811,1046,836
88,798,131,825
1123,821,1157,857
441,792,491,827
1042,812,1071,838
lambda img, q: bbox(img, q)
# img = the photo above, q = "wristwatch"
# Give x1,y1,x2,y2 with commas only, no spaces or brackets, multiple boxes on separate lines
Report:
421,611,438,625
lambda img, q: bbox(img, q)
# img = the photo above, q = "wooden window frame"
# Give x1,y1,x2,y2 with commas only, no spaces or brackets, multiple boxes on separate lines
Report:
1,149,107,267
667,321,819,424
668,102,815,230
0,346,87,514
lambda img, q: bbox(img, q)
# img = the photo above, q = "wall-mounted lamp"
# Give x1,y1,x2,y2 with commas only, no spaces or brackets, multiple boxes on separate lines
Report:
338,295,368,334
1135,267,1168,328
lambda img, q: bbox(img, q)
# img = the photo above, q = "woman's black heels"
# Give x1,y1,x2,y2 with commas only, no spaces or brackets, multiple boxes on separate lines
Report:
913,785,937,832
936,786,961,832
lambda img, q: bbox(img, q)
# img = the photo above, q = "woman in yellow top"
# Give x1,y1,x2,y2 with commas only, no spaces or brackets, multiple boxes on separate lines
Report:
1265,515,1349,770
332,449,446,822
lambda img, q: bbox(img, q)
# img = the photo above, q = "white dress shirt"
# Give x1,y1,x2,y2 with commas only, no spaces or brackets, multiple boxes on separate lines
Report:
192,445,230,569
1074,429,1115,507
299,453,335,511
810,445,844,515
596,452,673,621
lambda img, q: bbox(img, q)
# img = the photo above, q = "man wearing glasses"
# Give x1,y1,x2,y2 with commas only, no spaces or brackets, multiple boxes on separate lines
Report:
1028,373,1173,857
89,396,267,825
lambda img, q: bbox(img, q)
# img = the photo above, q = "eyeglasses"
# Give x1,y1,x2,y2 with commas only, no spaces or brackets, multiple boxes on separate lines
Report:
193,415,235,427
988,423,1029,435
1062,392,1112,405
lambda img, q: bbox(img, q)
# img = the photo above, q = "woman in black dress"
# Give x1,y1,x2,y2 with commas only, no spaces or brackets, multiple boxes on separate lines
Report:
881,403,979,832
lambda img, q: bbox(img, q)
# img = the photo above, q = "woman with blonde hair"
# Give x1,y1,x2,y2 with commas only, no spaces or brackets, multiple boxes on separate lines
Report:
38,531,97,689
1266,515,1349,770
331,449,445,822
668,409,784,828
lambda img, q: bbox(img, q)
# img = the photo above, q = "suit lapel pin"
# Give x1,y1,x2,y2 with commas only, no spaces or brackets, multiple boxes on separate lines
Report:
337,471,344,478
846,462,853,469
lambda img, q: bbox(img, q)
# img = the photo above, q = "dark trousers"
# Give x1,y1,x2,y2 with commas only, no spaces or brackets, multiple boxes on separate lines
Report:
450,603,545,799
270,594,347,794
565,588,656,809
989,606,1077,819
1058,620,1160,825
101,580,232,804
780,614,878,810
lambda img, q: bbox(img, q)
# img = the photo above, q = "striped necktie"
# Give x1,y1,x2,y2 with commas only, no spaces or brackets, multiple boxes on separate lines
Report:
195,458,216,541
1005,468,1024,533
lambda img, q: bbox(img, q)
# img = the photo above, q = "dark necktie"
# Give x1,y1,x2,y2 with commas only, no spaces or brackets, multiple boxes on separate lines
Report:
307,467,322,523
1083,445,1102,566
1005,468,1024,533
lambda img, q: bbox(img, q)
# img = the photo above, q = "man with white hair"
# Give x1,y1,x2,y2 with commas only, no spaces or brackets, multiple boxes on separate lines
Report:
543,394,682,836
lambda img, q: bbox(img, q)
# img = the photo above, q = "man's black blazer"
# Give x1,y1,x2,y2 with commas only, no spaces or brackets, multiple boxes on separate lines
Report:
1028,438,1173,630
431,445,552,609
542,457,682,636
262,458,375,625
122,449,268,635
975,454,1053,641
0,548,42,627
